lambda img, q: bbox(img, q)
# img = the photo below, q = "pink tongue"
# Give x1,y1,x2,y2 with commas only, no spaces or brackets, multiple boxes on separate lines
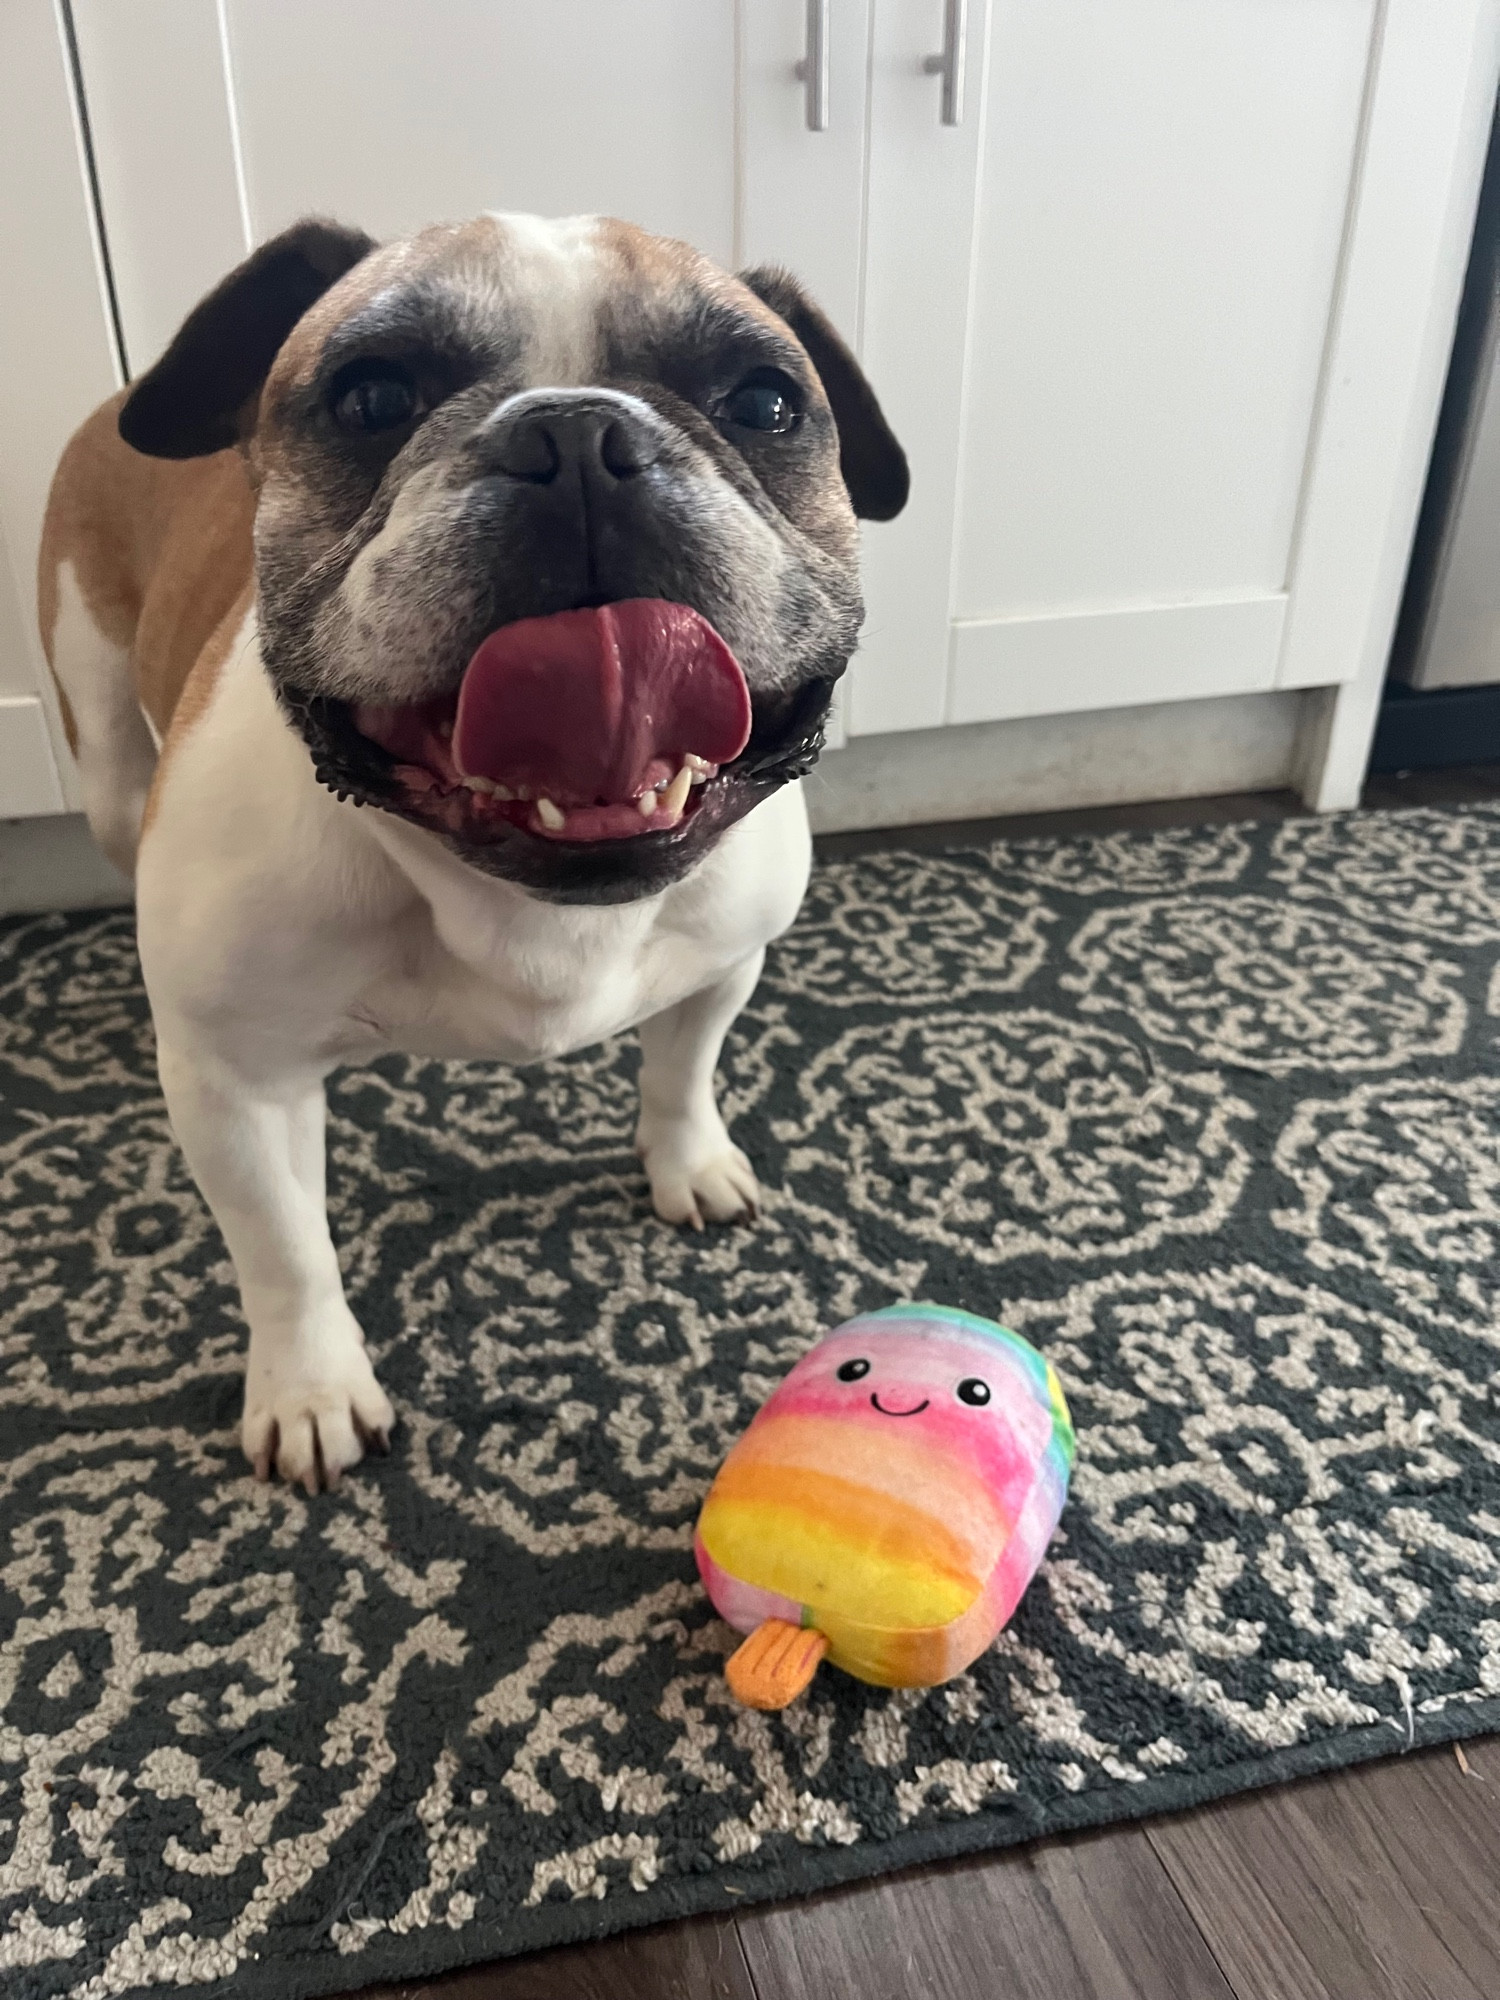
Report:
453,600,751,802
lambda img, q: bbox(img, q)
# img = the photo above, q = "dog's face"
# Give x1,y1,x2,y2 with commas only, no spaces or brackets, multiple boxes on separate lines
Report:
119,215,907,903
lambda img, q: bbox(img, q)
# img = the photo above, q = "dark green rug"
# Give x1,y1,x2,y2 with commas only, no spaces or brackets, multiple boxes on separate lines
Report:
3,804,1500,1999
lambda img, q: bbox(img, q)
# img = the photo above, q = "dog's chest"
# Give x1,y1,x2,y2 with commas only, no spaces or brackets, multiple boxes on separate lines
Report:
357,909,718,1062
346,789,809,1064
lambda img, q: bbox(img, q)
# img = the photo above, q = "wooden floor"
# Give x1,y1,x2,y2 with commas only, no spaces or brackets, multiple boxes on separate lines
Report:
352,764,1500,2000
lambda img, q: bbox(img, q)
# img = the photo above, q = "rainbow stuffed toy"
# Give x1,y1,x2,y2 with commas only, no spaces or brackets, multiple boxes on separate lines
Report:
695,1303,1074,1709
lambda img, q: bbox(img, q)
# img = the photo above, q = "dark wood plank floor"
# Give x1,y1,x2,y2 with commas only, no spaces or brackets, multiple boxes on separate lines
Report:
351,766,1500,2000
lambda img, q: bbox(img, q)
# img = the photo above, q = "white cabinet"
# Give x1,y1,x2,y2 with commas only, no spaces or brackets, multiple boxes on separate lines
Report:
857,0,1374,736
1,0,1497,826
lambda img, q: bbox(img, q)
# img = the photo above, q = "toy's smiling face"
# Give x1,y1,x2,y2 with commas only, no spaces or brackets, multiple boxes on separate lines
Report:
831,1348,993,1418
760,1313,1059,1515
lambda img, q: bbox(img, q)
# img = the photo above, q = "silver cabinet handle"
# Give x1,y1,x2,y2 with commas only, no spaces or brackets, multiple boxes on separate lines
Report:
794,0,831,131
923,0,967,125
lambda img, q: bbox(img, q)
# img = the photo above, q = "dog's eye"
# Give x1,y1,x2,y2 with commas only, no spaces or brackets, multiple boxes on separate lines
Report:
722,369,801,435
330,363,421,435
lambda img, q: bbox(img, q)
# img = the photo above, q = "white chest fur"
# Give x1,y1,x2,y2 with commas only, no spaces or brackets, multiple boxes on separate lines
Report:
351,782,811,1064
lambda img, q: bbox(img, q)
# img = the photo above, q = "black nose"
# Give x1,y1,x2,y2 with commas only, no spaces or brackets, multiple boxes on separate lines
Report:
487,399,660,485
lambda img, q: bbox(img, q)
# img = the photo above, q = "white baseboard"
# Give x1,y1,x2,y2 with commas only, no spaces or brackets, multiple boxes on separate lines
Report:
805,689,1309,834
0,812,131,915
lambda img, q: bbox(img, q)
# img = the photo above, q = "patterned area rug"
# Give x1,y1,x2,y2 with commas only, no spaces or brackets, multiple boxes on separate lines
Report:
4,804,1500,1999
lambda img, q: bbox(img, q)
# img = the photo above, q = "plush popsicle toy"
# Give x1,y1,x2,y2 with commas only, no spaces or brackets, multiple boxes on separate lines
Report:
695,1303,1074,1709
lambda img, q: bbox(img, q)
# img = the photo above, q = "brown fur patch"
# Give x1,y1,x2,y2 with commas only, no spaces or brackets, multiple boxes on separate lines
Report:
140,577,254,838
593,216,794,339
39,392,255,741
593,215,702,290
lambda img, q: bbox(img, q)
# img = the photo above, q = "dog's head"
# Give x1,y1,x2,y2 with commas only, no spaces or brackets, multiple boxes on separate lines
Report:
119,213,906,903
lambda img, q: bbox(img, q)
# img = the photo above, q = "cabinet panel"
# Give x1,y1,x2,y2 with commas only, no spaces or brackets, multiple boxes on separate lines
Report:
949,593,1286,724
850,0,1377,737
956,0,1373,619
225,0,738,261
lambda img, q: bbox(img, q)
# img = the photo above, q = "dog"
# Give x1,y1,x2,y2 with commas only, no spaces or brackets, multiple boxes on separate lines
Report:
38,213,907,1494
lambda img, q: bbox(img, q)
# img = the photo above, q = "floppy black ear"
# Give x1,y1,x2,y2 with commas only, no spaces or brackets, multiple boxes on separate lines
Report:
737,266,909,522
118,218,378,460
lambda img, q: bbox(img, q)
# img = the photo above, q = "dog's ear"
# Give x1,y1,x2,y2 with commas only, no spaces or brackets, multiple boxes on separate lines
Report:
118,218,378,460
737,266,909,522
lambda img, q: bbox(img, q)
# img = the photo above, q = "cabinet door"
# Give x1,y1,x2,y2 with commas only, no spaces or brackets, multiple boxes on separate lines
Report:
852,0,1377,736
72,0,869,381
0,1,123,816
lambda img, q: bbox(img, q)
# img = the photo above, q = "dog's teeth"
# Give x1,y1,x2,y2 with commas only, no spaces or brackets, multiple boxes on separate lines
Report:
662,764,693,817
638,790,658,818
491,783,514,801
461,774,498,795
536,796,565,830
684,754,714,775
513,784,533,802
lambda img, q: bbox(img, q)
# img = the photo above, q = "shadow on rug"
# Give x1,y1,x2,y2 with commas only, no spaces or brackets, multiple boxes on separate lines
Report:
3,804,1500,1999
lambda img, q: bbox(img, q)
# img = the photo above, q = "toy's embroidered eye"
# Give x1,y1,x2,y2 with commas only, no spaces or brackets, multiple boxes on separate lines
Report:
956,1377,991,1406
836,1357,871,1382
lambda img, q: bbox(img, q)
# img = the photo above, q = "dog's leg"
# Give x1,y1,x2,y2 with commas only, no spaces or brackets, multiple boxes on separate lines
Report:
635,949,765,1229
156,1039,394,1490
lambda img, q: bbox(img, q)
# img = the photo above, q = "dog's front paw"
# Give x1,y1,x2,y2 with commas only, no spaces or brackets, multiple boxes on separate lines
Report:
242,1327,395,1494
638,1120,761,1231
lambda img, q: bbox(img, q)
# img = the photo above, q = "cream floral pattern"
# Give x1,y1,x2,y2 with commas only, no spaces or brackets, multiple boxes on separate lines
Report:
1063,895,1467,1074
1269,803,1500,945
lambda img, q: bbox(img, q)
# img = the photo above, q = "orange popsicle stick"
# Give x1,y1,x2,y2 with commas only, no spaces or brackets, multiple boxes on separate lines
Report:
725,1619,828,1710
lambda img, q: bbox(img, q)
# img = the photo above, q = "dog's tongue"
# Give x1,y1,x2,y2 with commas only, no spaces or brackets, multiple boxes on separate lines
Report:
453,600,751,802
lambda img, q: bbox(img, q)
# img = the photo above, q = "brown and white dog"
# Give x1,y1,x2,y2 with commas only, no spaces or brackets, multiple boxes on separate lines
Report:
38,213,907,1492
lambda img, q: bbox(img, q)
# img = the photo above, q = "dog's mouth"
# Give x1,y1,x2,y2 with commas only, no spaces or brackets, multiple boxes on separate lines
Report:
344,600,752,845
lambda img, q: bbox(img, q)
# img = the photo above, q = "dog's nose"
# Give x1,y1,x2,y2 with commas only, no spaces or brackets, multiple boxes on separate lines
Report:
488,399,661,485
